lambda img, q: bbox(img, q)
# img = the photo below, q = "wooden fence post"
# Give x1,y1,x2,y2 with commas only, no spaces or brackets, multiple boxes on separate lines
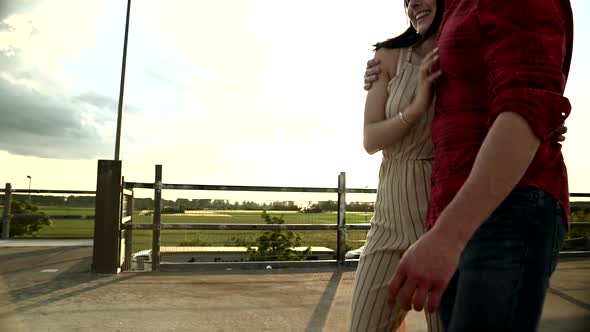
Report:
124,188,134,271
92,160,122,274
2,183,12,239
152,165,162,271
337,172,347,265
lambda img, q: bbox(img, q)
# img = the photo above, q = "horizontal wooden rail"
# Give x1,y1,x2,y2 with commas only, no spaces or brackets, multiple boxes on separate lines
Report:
346,188,377,194
127,222,586,231
123,182,382,194
129,223,339,231
9,214,94,220
124,182,339,193
5,186,589,198
10,189,95,194
347,223,371,230
7,186,587,198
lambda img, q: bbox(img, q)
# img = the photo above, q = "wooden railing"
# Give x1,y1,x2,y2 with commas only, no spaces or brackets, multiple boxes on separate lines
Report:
1,184,95,240
120,165,590,272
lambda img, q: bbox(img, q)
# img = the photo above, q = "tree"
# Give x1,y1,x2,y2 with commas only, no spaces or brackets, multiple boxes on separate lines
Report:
211,199,228,210
1,200,51,237
133,198,154,210
318,200,338,212
247,210,311,261
162,206,185,214
347,201,374,212
301,203,322,213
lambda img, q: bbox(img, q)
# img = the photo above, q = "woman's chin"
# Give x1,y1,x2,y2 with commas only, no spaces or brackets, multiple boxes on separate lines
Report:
417,22,433,35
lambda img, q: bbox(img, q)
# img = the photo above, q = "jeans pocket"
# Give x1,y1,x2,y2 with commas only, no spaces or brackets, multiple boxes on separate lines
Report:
493,188,540,222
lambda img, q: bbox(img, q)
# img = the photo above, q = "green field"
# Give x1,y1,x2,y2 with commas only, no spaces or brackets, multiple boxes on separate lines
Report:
131,210,372,251
0,206,95,238
7,206,587,253
0,206,371,251
132,210,372,224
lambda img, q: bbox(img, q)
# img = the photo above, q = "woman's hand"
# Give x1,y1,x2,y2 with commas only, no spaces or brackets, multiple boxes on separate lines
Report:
364,48,568,144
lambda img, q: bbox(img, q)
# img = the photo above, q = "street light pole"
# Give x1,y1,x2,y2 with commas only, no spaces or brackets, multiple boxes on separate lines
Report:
27,175,31,202
114,0,131,161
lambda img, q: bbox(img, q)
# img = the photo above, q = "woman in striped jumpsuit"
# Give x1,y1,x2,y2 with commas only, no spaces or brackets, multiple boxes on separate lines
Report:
350,0,445,331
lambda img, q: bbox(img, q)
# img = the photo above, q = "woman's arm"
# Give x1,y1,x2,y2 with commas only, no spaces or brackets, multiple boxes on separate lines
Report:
363,48,441,154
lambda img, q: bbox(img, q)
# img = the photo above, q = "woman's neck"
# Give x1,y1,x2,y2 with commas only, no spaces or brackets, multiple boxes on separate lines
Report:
414,37,437,57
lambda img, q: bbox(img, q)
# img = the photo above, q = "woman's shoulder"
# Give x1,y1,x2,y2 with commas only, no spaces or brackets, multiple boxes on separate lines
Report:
374,47,400,63
374,47,407,77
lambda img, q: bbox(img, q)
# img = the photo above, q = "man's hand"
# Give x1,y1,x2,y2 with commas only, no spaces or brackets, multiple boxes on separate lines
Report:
556,124,567,142
364,58,382,91
388,226,463,313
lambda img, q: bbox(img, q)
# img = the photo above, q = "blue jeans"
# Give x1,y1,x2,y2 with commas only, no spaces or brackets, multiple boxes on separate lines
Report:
439,187,567,332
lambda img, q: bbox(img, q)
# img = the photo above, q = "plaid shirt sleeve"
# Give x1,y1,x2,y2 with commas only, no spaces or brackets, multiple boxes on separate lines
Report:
478,0,572,141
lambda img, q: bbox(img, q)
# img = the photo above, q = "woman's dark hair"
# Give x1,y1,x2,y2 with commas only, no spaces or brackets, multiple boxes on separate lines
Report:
374,0,445,50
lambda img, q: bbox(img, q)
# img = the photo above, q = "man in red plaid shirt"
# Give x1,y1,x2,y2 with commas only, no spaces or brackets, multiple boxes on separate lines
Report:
375,0,574,330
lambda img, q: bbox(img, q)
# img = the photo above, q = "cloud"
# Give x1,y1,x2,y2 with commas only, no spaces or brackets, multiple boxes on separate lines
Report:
0,22,13,32
0,0,104,88
0,0,41,22
0,0,123,159
76,92,119,111
0,77,111,159
75,92,140,114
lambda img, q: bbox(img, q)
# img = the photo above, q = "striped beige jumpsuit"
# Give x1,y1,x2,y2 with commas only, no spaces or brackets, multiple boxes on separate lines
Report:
350,47,443,332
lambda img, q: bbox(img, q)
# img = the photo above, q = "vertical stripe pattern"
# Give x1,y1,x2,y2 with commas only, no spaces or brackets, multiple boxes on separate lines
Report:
350,47,443,332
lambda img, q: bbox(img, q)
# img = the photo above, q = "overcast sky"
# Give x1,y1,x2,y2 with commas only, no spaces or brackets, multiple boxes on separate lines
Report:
1,0,589,202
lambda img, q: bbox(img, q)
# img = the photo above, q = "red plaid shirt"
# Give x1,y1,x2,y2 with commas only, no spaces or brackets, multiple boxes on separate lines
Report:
425,0,574,229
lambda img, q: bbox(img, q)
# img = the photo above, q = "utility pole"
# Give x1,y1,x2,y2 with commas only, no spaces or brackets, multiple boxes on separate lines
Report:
114,0,131,161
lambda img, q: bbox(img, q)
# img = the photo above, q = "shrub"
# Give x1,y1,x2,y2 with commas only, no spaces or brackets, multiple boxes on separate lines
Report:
247,210,310,261
179,237,206,246
1,200,51,237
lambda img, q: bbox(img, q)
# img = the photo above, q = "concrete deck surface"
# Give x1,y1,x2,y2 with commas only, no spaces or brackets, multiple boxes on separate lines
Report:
0,245,588,331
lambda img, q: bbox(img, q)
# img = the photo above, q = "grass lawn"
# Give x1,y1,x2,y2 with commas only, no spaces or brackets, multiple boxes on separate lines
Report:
131,210,371,251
